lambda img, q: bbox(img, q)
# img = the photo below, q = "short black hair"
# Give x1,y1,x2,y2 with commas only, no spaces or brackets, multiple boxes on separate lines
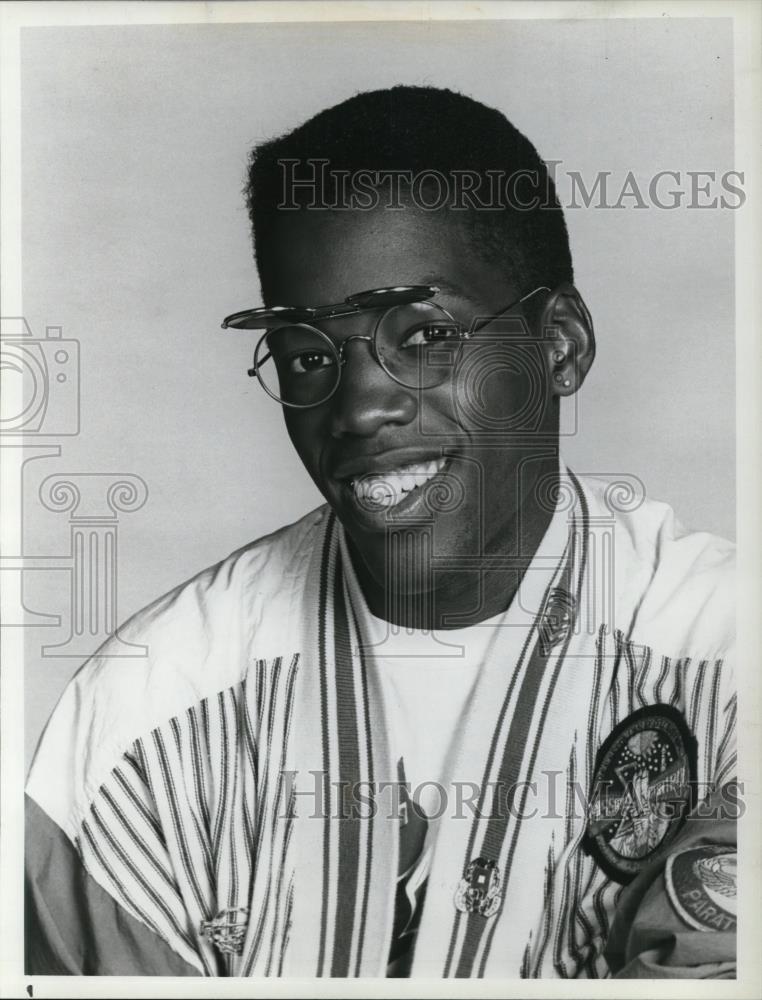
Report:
246,85,573,297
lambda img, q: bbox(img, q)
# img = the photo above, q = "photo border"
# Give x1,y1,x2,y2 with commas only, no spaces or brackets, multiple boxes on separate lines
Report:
1,2,759,997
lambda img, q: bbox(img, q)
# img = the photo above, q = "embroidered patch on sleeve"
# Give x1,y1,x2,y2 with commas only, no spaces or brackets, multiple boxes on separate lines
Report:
583,705,698,883
665,845,737,933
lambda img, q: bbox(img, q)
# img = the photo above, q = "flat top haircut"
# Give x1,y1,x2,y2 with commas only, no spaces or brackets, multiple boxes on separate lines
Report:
246,85,574,303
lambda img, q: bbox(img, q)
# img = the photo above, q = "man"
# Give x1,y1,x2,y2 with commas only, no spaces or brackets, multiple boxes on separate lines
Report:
25,86,736,978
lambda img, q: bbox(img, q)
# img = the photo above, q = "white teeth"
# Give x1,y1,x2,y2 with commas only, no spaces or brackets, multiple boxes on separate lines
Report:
350,457,447,509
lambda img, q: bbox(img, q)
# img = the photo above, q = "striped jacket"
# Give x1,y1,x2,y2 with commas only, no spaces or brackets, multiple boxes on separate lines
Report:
25,470,736,977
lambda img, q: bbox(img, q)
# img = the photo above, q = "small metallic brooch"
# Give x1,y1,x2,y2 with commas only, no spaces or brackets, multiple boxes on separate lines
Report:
199,906,250,955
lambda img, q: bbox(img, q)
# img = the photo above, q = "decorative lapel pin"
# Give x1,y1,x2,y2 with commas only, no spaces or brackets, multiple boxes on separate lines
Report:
539,587,576,655
200,906,250,955
454,857,502,918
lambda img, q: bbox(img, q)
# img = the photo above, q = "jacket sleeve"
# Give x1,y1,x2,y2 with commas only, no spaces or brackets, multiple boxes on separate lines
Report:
25,795,200,977
23,540,274,978
604,782,738,979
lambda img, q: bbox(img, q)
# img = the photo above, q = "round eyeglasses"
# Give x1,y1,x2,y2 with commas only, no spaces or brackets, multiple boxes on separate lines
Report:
221,284,549,409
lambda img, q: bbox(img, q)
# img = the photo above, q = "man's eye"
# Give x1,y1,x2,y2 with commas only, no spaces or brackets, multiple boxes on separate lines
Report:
399,323,463,349
288,351,335,374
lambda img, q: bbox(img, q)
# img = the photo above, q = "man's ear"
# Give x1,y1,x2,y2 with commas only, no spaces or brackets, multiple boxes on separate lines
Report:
538,282,596,397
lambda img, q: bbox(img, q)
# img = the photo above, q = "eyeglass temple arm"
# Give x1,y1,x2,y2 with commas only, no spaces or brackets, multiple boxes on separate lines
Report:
469,285,551,335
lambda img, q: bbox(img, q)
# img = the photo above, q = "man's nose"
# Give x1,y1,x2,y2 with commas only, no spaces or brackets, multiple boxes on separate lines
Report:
329,337,417,439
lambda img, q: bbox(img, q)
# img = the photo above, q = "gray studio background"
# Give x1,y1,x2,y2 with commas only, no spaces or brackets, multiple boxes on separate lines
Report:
19,18,735,768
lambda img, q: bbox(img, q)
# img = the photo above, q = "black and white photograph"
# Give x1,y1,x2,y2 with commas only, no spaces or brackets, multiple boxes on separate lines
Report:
1,1,760,994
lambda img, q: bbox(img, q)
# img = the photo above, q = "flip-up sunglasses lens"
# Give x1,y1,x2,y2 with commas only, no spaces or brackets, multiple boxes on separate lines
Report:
346,285,438,311
224,306,317,330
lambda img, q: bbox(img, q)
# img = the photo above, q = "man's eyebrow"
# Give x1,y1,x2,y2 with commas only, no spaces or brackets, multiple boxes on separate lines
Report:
420,275,480,303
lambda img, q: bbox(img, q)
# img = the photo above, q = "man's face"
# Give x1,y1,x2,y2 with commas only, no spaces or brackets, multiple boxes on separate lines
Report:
262,207,558,599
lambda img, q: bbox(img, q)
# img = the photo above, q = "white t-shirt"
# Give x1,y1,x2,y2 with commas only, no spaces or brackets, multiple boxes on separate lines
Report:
356,604,507,816
353,600,510,975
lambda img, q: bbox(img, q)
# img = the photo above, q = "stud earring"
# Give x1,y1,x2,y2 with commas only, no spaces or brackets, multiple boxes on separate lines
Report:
563,378,571,388
554,373,564,384
552,350,565,364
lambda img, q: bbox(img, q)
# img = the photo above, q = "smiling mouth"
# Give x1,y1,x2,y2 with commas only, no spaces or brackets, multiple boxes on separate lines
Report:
347,457,449,510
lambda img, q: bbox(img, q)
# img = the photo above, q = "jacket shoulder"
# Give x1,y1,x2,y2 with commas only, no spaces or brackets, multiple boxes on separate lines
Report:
579,476,734,661
26,505,327,837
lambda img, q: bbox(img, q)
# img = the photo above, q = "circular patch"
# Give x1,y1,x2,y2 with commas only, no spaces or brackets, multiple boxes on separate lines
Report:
665,845,736,932
583,705,697,883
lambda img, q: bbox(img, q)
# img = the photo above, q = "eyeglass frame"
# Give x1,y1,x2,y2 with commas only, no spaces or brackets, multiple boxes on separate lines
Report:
222,283,551,409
